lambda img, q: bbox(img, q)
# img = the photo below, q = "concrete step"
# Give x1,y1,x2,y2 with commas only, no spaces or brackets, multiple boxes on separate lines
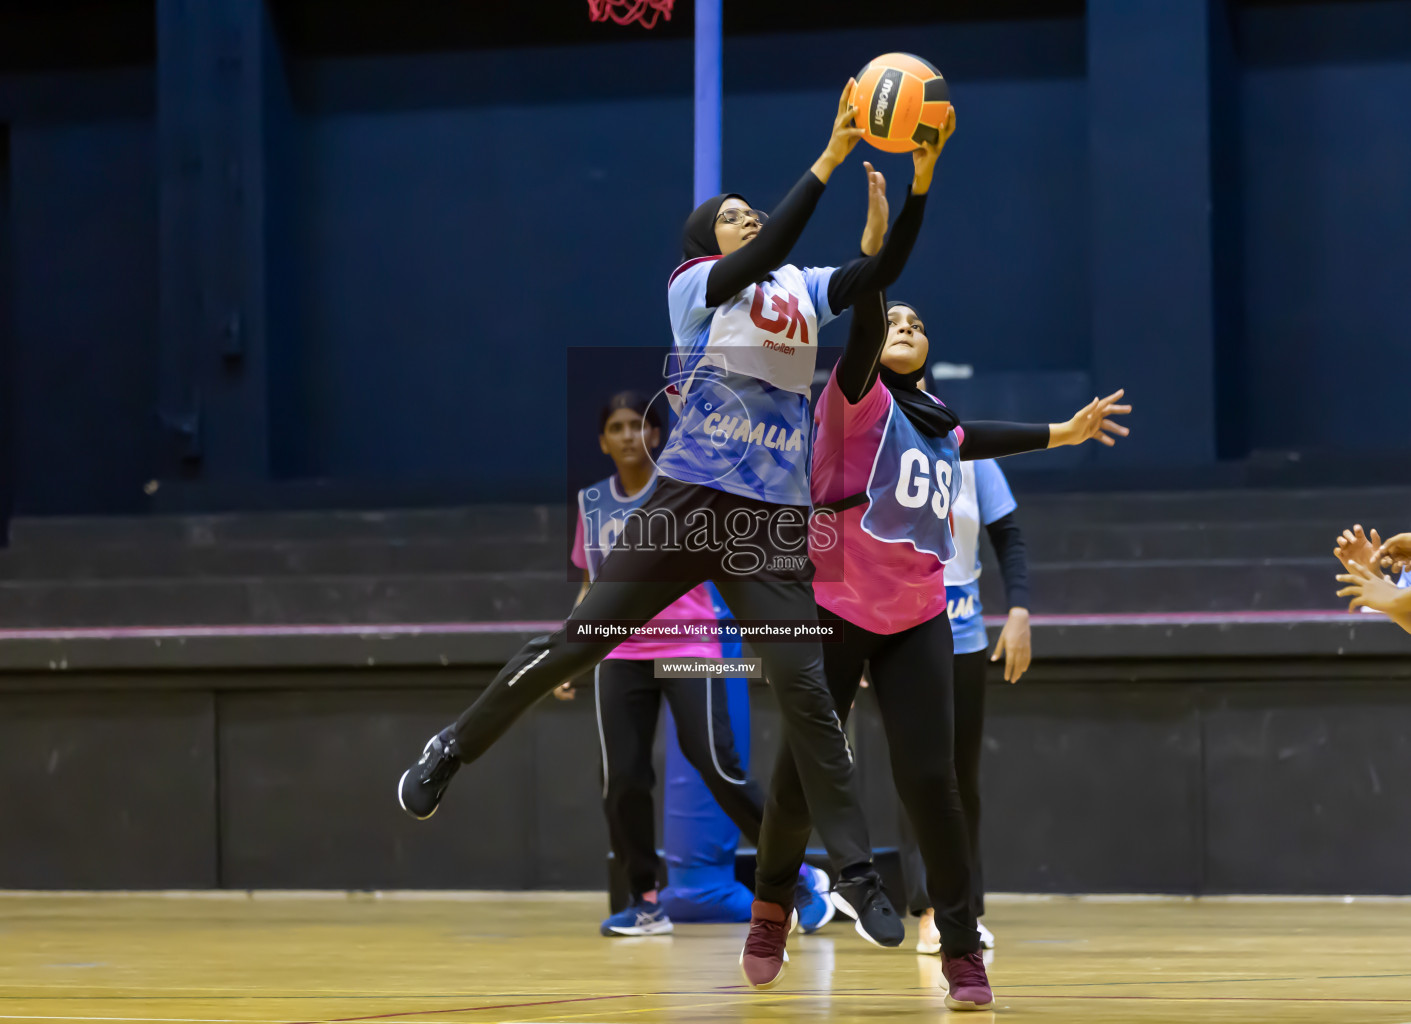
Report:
6,505,571,548
977,558,1346,615
0,537,568,581
0,573,579,628
1016,519,1384,563
1013,486,1411,526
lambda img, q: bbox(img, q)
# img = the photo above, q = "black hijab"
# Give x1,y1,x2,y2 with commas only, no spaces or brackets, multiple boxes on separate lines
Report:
880,300,960,439
681,193,746,260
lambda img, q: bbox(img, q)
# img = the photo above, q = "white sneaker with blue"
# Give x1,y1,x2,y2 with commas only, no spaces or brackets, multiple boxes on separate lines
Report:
600,898,674,937
794,864,835,934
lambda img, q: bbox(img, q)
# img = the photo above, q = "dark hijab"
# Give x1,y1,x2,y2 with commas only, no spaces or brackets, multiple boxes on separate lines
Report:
681,193,746,260
880,300,960,439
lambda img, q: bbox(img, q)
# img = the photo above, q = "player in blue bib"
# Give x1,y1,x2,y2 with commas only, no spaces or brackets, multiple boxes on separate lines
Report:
397,83,944,977
900,458,1032,957
559,392,832,938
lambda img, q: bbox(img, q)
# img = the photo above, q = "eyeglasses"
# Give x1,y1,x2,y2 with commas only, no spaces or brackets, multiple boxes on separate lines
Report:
715,208,769,227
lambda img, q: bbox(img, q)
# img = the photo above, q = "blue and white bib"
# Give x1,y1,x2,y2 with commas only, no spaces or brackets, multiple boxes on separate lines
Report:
858,399,963,562
946,459,1018,655
658,260,836,506
577,473,657,582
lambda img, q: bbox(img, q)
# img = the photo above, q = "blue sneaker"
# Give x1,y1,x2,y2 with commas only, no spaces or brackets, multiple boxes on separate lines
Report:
600,899,674,937
794,864,835,934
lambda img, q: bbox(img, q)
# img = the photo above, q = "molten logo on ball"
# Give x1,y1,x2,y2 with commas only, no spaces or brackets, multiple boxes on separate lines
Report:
870,69,902,138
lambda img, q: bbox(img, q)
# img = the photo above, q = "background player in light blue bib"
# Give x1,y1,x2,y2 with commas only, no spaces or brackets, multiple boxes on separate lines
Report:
899,457,1033,956
562,392,832,937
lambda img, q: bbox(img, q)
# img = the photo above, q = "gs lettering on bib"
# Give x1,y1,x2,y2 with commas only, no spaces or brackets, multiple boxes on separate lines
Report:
577,473,657,582
858,399,963,562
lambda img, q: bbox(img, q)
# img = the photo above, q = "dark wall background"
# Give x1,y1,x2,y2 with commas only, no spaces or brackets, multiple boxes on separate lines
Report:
4,623,1409,893
1238,1,1411,455
0,3,157,520
0,0,1407,518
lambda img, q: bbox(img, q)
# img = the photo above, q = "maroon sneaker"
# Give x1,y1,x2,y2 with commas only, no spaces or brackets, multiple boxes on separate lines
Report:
739,900,791,989
942,950,994,1011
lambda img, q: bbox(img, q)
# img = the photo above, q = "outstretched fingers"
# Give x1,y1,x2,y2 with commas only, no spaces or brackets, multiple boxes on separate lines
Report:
837,78,856,117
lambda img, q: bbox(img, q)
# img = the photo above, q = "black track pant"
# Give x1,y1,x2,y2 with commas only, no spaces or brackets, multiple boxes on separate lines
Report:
594,658,766,899
755,607,980,955
449,477,874,885
899,648,988,919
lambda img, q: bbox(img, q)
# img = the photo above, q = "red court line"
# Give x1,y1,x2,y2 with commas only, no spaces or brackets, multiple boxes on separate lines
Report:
289,992,638,1024
1009,609,1359,626
0,622,563,641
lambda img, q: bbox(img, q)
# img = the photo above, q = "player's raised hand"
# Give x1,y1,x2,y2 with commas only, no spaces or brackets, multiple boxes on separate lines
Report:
1334,525,1384,574
860,161,889,256
819,79,865,172
1375,532,1411,573
1335,560,1408,614
911,105,956,194
1051,389,1132,448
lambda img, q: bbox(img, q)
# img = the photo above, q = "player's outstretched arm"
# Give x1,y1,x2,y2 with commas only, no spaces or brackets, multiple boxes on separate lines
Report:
1336,561,1411,635
705,81,861,307
956,390,1131,461
810,79,866,184
1047,390,1132,448
1334,525,1384,573
828,118,955,311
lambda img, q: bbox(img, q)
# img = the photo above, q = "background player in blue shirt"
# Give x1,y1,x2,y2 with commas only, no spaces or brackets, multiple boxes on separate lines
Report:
897,458,1032,956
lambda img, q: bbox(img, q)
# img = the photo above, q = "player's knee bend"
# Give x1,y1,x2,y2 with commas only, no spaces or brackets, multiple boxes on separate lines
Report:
677,737,740,782
772,677,846,730
763,789,810,831
757,651,829,697
893,762,962,812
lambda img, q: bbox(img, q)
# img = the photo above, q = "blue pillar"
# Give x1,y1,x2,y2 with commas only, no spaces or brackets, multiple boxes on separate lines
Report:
156,0,286,481
693,0,722,205
660,584,754,923
1088,0,1237,466
1207,0,1246,460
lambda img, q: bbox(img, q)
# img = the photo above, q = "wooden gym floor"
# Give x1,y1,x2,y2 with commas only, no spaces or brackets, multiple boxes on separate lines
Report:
1,893,1409,1024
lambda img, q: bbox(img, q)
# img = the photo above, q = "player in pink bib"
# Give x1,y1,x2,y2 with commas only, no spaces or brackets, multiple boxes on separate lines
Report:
756,257,1132,1009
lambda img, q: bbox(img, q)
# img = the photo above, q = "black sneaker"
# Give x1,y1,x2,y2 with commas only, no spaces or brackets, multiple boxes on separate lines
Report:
397,728,461,820
830,872,904,947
